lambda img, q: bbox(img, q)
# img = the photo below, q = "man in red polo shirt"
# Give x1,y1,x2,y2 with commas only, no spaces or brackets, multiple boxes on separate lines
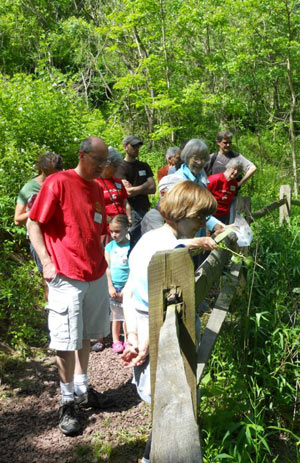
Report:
28,137,112,436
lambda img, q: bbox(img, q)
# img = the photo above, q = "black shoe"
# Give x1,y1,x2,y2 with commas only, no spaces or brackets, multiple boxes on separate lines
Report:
75,387,115,410
58,401,81,436
91,341,105,352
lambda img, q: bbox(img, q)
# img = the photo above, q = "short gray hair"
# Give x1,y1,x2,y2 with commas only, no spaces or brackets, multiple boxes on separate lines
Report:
108,146,123,166
226,159,243,173
165,146,180,162
180,139,209,164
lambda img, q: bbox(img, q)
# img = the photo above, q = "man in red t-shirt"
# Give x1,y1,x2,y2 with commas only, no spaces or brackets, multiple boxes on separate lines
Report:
207,159,243,224
28,137,113,436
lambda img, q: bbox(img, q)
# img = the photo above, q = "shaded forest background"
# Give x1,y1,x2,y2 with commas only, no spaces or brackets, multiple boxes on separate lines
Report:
0,1,299,462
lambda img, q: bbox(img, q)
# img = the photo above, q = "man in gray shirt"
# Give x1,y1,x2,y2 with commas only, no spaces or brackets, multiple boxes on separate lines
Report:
205,130,257,188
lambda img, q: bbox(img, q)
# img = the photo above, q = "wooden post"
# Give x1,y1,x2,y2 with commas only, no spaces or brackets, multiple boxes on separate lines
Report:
148,233,242,462
150,305,202,463
279,184,291,226
148,247,197,416
235,196,251,223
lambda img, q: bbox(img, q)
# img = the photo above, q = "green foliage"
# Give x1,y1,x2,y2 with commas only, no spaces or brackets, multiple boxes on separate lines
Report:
0,240,47,351
0,0,300,145
199,215,300,462
0,73,93,166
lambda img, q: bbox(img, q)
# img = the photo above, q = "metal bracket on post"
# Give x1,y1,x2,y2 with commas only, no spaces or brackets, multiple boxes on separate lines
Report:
165,285,185,320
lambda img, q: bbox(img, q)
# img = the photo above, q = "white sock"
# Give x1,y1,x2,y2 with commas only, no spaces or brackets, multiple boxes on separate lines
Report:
60,381,74,404
73,373,88,396
141,458,150,463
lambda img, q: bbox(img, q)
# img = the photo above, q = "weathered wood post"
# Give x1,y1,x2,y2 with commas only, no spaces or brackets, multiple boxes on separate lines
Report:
148,248,201,462
234,196,251,223
279,184,291,226
148,233,241,462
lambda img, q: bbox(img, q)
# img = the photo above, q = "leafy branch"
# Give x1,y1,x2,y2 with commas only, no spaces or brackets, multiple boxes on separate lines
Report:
217,242,264,270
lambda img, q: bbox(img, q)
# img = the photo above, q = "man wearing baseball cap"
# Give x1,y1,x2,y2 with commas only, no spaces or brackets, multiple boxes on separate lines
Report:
118,136,156,229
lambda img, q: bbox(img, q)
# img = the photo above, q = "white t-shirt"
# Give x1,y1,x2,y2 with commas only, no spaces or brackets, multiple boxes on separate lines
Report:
127,225,185,313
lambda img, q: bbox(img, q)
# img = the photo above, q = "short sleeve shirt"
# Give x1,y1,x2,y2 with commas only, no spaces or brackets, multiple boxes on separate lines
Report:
29,169,107,281
105,240,130,286
157,164,169,183
117,160,153,213
207,172,238,217
127,225,186,313
17,179,41,205
95,176,128,218
210,151,255,175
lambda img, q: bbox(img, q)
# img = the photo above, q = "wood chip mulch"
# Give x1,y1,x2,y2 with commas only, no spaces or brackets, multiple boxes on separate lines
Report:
0,344,151,463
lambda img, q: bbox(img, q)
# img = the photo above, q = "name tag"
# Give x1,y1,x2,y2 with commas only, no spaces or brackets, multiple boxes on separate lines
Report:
139,170,146,176
115,182,122,189
94,212,102,224
230,185,236,191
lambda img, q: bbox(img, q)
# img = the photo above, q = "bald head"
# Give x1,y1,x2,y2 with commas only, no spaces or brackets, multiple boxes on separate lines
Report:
80,137,108,155
76,136,108,181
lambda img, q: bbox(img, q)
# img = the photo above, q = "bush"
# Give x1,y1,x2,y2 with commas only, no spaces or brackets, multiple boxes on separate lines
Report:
0,70,124,348
200,216,300,462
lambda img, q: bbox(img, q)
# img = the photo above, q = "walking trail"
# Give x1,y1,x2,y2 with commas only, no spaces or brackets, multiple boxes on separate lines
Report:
0,343,151,463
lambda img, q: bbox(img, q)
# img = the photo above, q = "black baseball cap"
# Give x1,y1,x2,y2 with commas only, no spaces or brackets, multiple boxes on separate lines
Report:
123,135,143,146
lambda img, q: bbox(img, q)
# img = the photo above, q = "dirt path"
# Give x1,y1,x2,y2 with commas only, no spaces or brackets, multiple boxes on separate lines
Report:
0,344,151,463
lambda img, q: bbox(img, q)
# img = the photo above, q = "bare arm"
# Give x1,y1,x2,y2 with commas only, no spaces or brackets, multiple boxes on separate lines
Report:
14,203,29,226
104,250,117,298
238,164,257,188
27,218,56,280
180,236,218,251
124,199,132,225
122,282,149,367
122,177,156,197
122,282,137,337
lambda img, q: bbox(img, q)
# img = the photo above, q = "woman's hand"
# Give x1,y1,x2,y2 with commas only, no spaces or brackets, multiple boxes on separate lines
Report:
186,236,218,251
198,236,218,250
121,334,149,367
212,224,225,236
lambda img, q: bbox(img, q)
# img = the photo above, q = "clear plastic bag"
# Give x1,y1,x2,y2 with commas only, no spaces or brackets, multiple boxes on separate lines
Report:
233,213,253,247
110,298,124,321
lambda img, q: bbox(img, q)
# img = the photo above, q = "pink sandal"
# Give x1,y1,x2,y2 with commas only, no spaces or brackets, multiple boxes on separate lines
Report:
112,341,124,354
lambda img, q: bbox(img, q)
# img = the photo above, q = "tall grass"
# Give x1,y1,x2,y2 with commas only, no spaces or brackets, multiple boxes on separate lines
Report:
199,207,300,461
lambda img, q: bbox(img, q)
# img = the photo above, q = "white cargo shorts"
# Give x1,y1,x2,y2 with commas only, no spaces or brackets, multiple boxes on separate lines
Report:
46,273,110,351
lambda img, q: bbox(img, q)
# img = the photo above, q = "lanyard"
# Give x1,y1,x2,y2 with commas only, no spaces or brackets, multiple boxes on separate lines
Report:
100,177,123,214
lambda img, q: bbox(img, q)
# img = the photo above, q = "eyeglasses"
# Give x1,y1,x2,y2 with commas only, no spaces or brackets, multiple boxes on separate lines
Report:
185,214,206,222
196,214,206,222
190,156,207,164
84,152,110,165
